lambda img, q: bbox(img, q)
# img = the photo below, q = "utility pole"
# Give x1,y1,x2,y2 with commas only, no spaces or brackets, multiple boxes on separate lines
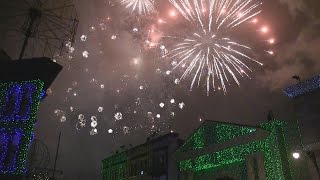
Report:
52,132,61,180
19,8,42,60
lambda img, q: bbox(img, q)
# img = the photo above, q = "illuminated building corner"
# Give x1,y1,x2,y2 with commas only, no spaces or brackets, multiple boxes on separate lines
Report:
0,57,62,176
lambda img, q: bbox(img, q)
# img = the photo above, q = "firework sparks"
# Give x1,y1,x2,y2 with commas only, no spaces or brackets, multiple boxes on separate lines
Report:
119,0,155,15
167,0,263,94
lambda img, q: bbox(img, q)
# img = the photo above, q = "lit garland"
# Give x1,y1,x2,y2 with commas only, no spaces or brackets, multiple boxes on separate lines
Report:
283,75,320,98
178,122,256,153
177,120,303,180
194,161,247,179
102,152,128,180
214,124,256,144
0,80,44,175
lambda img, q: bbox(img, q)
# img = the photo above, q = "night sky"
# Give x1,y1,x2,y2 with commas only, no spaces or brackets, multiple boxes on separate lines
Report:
1,0,320,179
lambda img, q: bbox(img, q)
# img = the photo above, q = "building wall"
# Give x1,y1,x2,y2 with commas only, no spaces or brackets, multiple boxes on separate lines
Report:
292,91,320,144
102,152,128,180
0,80,44,174
194,161,247,180
102,133,182,180
176,121,308,180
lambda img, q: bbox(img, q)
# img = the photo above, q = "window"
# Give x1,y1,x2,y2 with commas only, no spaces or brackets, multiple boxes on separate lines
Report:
160,175,166,180
2,85,19,118
18,84,35,119
0,84,36,121
3,132,22,169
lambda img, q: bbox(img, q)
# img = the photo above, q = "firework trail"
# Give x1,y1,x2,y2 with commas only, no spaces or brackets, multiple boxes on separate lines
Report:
119,0,155,15
167,0,263,94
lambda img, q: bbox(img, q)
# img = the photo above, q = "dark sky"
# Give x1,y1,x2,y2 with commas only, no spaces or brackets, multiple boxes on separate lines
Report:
1,0,320,179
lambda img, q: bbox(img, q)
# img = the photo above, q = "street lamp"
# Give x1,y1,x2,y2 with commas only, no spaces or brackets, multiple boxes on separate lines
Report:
292,150,320,178
292,152,301,159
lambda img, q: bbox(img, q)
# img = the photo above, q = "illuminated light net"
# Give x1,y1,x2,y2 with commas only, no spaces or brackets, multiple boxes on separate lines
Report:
118,0,155,15
166,0,263,95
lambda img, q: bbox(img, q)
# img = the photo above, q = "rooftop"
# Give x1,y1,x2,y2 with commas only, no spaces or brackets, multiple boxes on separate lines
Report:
102,132,181,162
0,57,62,90
283,75,320,98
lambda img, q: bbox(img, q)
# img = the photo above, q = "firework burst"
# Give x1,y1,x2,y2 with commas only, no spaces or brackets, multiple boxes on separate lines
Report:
166,0,263,94
119,0,155,15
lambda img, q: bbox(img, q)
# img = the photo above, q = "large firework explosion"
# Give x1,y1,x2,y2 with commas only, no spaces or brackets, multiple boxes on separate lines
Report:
164,0,264,95
48,0,275,135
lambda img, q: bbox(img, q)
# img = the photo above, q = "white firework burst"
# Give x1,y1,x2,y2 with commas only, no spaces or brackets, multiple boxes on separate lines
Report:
119,0,155,15
167,0,263,95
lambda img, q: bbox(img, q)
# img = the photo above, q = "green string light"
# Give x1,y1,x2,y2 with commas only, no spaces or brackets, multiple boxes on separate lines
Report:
178,120,303,180
102,152,128,180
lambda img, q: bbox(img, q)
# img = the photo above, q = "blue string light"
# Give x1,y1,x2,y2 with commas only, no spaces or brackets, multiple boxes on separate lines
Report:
283,75,320,98
0,80,44,175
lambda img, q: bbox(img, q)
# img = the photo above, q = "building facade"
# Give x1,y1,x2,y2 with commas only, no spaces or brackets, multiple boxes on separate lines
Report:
102,133,184,180
0,57,62,176
174,120,309,180
283,75,320,143
283,75,320,179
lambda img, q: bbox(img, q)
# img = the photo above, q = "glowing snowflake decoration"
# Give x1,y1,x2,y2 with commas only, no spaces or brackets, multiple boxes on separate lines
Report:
98,107,104,112
114,112,123,120
91,121,98,128
108,129,113,134
123,126,129,134
78,114,85,120
82,51,89,58
60,116,66,122
80,35,87,41
89,26,96,31
179,102,185,109
91,116,97,122
90,128,98,135
159,102,165,108
66,88,72,93
69,46,75,53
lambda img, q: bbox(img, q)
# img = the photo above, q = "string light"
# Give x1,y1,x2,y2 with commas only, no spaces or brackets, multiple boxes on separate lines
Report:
0,80,44,174
102,152,127,180
178,120,302,180
283,75,320,98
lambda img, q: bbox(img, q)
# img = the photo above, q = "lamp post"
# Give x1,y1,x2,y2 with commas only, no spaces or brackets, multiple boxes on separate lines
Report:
292,151,320,178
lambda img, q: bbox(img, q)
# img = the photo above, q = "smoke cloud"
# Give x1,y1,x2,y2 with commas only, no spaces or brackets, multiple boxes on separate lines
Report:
257,0,320,90
278,0,320,18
